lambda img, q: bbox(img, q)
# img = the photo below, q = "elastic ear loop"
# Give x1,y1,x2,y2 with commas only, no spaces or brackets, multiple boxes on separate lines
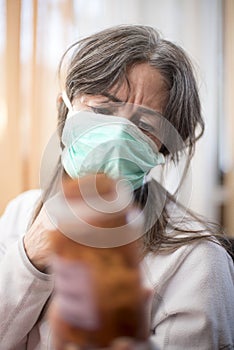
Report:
62,90,73,111
62,90,80,120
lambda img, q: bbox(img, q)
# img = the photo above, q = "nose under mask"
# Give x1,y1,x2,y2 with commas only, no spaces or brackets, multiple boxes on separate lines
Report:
61,110,165,190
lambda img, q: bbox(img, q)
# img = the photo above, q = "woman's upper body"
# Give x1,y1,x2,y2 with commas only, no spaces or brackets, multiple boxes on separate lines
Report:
0,190,233,350
1,24,234,350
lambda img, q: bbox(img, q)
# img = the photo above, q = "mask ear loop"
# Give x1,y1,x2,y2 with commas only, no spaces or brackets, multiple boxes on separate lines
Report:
62,90,81,119
62,90,74,113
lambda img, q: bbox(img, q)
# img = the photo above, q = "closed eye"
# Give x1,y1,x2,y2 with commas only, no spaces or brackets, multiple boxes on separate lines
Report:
90,106,118,116
90,106,109,115
138,121,155,133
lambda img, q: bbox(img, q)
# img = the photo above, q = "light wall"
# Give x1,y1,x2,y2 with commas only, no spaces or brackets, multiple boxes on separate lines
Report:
223,0,234,236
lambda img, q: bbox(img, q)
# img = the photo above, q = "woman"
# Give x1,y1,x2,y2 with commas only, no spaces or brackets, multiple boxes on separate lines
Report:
0,25,233,350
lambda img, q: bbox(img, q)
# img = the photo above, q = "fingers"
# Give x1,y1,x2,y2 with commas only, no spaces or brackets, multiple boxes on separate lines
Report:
62,339,151,350
110,337,135,350
62,174,117,201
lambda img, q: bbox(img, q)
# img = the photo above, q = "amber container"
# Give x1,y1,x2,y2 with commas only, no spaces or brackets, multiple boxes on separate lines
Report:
49,174,148,350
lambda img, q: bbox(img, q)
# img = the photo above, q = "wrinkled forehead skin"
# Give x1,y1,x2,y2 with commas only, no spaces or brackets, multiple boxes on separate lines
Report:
72,63,168,116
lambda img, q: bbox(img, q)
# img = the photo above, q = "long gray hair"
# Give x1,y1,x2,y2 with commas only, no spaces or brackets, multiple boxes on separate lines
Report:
33,25,226,254
58,25,204,156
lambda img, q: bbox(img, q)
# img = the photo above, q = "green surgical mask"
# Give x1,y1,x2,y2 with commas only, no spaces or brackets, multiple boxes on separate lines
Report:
61,109,165,190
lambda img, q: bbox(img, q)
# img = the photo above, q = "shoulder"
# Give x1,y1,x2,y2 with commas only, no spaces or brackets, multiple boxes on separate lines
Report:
144,240,234,346
1,189,41,222
0,190,41,248
143,239,234,343
5,189,42,207
143,239,234,290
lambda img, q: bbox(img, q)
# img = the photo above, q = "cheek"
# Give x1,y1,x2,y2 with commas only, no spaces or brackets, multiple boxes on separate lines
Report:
141,130,162,151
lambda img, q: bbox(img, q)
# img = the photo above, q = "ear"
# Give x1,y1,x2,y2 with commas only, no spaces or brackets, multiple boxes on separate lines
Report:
56,93,63,110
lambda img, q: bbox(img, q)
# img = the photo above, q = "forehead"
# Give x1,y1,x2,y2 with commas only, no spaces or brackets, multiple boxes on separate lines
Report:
72,63,168,116
110,63,168,114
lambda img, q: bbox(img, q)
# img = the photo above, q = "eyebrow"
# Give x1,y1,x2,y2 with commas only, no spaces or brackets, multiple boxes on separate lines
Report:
102,92,163,117
135,105,161,116
102,92,124,103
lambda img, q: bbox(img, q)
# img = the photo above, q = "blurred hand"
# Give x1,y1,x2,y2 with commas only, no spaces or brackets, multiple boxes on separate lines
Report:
110,338,152,350
23,206,55,272
62,338,152,350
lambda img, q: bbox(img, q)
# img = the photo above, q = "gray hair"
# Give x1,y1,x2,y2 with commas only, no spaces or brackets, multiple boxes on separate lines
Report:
58,24,204,158
33,25,225,254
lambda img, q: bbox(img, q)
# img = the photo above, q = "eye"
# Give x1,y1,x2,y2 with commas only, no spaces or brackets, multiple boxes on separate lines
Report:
138,121,155,133
90,106,112,115
90,105,120,116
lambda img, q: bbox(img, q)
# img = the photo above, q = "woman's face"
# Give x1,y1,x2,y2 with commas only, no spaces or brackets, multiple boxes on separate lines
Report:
72,63,168,149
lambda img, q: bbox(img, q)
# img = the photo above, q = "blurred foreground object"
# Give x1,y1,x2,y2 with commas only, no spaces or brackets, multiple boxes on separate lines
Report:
49,174,149,350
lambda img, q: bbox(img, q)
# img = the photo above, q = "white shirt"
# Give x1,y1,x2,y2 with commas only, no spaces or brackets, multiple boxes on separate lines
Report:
0,190,233,349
